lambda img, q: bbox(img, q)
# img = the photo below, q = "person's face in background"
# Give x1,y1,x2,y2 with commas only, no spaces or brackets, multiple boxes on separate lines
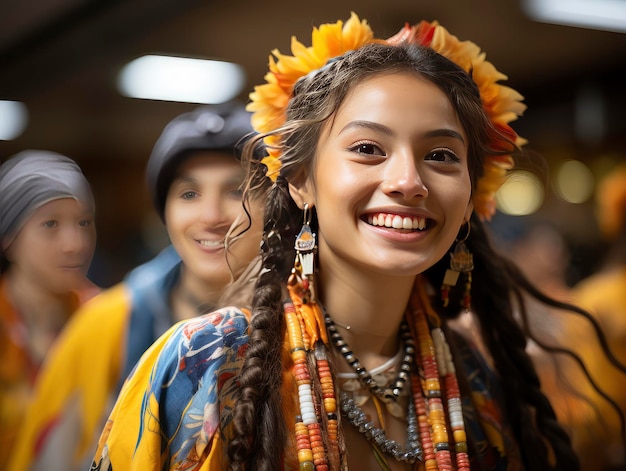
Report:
164,151,263,292
6,198,97,293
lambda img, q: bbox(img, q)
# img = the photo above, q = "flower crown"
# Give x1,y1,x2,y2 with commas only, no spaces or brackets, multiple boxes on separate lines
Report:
247,12,527,220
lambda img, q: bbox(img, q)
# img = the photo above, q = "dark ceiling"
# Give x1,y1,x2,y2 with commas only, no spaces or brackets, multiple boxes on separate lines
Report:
1,0,625,284
2,0,626,163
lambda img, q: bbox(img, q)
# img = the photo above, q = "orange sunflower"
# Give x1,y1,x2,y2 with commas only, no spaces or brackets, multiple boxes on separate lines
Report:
247,12,374,182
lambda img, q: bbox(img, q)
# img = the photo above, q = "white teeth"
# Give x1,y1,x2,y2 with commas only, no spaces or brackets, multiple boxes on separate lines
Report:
367,213,426,230
199,240,223,247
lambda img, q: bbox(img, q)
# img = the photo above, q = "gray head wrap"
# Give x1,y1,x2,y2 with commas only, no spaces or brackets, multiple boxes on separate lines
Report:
0,150,95,252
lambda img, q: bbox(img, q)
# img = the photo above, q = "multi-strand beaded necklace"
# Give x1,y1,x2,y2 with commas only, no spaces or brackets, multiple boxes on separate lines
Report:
284,274,470,470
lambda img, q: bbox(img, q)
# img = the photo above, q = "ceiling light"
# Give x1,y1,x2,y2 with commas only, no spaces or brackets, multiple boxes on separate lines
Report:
0,100,28,141
523,0,626,33
117,55,246,104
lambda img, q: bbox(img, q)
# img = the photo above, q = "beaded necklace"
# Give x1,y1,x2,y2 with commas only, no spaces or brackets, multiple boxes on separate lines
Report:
335,347,403,379
408,279,470,471
285,275,470,470
285,300,339,470
337,346,404,413
340,389,422,465
325,314,414,418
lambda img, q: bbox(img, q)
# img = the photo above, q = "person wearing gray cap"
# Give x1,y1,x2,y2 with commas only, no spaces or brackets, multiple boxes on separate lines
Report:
7,102,269,471
0,150,99,469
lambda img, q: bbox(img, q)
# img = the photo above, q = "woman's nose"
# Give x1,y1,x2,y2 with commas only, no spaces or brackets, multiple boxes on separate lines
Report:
380,153,428,200
199,195,229,226
61,225,88,253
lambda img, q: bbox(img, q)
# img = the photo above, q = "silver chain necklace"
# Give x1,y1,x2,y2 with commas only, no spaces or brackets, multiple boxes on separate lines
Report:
340,390,422,464
324,310,422,463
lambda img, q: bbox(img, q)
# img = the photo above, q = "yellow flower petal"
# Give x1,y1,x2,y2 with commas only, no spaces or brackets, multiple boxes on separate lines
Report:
249,12,375,181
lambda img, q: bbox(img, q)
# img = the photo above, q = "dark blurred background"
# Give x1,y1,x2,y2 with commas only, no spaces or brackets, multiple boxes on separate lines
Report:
1,0,625,287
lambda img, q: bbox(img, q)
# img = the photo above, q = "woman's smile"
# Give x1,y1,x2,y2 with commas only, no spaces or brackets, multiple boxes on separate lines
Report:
364,212,428,231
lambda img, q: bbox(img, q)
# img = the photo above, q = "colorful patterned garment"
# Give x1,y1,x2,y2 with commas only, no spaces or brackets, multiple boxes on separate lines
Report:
0,277,99,470
7,245,182,471
91,306,518,471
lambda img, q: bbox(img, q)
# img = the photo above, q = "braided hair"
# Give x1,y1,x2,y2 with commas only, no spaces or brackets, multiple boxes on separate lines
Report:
229,41,623,470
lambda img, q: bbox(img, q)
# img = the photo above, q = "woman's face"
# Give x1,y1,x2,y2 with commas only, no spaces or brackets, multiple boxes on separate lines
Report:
292,72,473,278
165,152,263,290
7,198,96,293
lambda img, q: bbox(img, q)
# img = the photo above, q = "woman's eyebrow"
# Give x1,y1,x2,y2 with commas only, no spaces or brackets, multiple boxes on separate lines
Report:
423,128,465,144
338,120,393,136
339,121,465,144
172,175,198,185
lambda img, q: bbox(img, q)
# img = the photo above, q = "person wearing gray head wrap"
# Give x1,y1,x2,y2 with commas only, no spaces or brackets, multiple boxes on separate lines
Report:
0,150,99,470
6,101,270,471
1,150,95,259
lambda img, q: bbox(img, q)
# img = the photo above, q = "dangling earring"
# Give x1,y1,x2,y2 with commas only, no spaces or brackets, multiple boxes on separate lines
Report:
293,203,317,301
441,220,474,311
287,203,326,345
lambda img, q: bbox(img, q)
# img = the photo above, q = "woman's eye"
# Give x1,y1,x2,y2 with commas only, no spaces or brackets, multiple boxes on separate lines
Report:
426,149,460,163
181,191,197,200
43,220,58,228
351,142,385,156
79,220,92,227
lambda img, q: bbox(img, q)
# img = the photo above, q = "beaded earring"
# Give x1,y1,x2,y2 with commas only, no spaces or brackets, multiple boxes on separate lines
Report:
285,204,339,470
441,221,474,311
294,203,317,301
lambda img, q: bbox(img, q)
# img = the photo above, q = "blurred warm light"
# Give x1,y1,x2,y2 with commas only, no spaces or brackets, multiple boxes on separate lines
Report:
554,160,594,204
523,0,626,33
117,55,246,104
0,100,28,141
496,170,544,216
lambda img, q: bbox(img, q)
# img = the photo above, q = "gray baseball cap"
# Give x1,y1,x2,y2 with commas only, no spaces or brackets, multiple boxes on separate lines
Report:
146,102,255,221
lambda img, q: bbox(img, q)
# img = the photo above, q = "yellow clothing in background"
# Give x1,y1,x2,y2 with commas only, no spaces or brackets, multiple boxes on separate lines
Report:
8,245,181,471
8,285,128,470
0,277,97,470
568,267,626,469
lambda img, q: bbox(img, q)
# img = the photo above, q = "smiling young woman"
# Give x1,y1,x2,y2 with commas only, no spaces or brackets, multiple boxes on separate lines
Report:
165,152,263,320
89,13,625,471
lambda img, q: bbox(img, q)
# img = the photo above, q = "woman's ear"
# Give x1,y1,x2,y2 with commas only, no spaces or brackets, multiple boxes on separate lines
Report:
288,179,315,210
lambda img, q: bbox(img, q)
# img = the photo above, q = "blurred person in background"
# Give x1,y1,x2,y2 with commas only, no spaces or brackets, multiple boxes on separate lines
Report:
563,164,626,470
493,219,575,358
7,102,268,471
498,172,626,470
0,150,99,469
491,207,626,470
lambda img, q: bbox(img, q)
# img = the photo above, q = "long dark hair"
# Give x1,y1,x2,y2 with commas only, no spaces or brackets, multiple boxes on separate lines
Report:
229,41,624,470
